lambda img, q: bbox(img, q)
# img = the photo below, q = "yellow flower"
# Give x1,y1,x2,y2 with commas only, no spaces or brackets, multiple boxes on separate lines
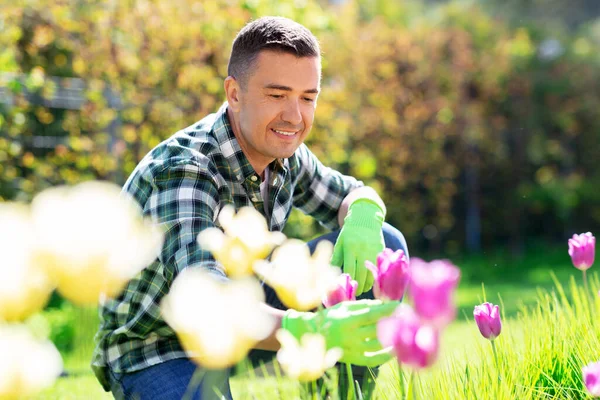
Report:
0,204,54,322
0,326,63,399
198,205,285,278
254,240,341,311
161,269,276,370
30,181,164,305
275,329,342,382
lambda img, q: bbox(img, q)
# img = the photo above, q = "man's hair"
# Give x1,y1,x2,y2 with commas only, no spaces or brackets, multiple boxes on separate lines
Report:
227,16,321,88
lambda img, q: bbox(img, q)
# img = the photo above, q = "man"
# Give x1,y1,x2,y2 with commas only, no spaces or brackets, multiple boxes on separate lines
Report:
92,16,409,399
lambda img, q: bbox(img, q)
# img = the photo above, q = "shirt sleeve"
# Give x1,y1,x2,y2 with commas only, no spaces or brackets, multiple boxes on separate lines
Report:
149,160,228,284
292,144,364,230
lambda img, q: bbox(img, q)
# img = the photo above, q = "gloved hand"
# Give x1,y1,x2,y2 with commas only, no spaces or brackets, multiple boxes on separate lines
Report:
282,299,398,367
331,199,385,295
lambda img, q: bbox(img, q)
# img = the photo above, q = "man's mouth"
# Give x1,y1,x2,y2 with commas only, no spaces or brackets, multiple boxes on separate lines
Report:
271,128,299,137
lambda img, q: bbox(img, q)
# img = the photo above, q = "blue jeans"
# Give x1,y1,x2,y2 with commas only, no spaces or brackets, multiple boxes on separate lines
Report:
109,222,408,400
108,359,232,400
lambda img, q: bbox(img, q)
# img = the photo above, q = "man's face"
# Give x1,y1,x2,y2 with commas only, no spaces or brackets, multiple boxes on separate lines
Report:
233,50,320,167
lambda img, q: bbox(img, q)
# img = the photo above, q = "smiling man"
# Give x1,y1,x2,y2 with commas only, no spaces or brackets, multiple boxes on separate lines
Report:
92,16,409,400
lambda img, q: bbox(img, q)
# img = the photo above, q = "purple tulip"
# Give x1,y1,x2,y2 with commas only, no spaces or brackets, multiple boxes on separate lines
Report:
365,248,410,301
583,361,600,396
322,273,357,308
408,258,460,328
568,232,595,271
377,304,439,369
474,302,502,340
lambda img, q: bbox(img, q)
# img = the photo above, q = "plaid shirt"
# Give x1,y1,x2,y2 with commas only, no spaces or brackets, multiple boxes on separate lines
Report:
92,103,363,389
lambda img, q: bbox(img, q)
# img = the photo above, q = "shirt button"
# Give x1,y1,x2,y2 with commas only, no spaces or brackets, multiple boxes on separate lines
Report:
251,196,258,202
250,175,258,182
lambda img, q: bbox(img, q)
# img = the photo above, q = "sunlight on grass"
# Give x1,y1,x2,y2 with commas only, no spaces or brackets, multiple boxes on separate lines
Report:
29,375,112,400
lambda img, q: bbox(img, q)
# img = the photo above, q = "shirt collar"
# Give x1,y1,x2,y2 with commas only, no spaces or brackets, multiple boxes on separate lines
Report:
213,102,285,182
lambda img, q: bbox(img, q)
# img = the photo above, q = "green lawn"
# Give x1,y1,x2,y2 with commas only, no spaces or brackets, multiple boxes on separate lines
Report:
30,244,579,399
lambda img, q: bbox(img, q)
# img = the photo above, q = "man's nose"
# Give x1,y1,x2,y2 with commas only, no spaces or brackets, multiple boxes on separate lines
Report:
281,99,303,126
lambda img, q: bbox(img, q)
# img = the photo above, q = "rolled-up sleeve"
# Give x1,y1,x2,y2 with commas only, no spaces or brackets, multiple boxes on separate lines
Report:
292,144,364,230
150,161,227,283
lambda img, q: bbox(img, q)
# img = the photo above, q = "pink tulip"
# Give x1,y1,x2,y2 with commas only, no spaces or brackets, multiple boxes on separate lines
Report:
408,258,460,328
377,304,439,369
583,361,600,396
365,248,410,301
473,302,502,340
568,232,595,271
322,273,357,308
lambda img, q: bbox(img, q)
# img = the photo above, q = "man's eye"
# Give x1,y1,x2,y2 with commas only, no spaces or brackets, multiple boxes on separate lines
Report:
303,97,315,102
269,94,284,99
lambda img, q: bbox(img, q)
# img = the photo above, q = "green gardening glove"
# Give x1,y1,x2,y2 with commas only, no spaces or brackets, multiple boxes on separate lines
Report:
331,199,385,295
282,299,397,367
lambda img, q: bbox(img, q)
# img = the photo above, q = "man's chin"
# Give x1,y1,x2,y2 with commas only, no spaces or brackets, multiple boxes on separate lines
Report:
271,147,300,160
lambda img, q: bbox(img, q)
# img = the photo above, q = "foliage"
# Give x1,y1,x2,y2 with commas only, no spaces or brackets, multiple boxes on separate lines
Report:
1,0,599,254
43,302,77,354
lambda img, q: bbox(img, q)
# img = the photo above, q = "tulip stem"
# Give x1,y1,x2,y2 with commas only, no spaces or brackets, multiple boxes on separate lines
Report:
346,363,357,400
583,269,590,297
491,340,501,381
315,303,325,332
182,367,206,400
397,361,405,400
410,371,417,400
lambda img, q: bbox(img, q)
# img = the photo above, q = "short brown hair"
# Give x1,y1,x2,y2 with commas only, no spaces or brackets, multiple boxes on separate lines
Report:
227,16,321,88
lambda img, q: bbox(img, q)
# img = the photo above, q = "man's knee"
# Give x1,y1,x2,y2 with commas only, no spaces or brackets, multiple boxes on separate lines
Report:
382,222,409,258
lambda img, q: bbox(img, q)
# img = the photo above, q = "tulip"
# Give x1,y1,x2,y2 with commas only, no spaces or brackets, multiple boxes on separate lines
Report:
198,205,286,278
276,330,342,382
365,248,410,301
377,304,439,369
583,361,600,397
408,258,460,328
474,302,502,340
254,240,341,311
0,326,63,398
161,269,276,370
323,273,357,308
0,204,54,322
568,232,595,270
568,232,596,296
30,182,164,305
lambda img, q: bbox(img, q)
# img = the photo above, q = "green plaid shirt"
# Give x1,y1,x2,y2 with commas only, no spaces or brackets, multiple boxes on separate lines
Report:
91,103,363,389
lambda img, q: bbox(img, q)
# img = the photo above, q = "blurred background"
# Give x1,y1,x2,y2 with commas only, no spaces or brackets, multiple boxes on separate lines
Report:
1,0,599,397
2,0,599,257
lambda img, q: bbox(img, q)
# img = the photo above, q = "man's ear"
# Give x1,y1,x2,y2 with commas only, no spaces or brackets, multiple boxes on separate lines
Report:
224,76,241,112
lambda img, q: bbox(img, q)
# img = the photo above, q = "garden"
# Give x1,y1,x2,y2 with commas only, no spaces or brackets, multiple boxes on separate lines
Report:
1,0,599,399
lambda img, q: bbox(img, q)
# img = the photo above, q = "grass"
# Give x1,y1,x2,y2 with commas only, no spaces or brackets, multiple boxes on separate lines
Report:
29,244,591,399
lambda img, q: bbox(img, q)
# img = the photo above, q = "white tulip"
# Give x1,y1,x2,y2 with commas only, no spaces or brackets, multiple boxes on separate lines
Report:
276,329,342,382
0,326,63,398
254,240,341,311
161,269,276,369
0,204,54,322
198,205,286,278
30,181,164,305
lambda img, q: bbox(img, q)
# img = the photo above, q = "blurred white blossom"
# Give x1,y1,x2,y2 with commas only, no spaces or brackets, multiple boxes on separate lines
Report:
161,269,276,369
0,326,62,398
254,240,341,311
198,205,285,278
30,181,164,305
276,329,342,382
0,204,54,322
